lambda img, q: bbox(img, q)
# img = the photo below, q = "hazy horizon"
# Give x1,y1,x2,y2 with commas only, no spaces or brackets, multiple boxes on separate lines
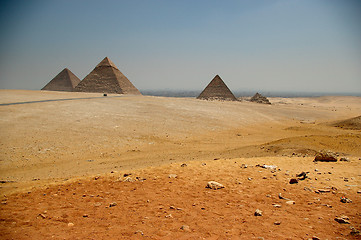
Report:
0,0,360,94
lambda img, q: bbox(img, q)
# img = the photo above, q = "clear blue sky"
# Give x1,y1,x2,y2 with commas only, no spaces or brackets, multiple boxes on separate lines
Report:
0,0,360,94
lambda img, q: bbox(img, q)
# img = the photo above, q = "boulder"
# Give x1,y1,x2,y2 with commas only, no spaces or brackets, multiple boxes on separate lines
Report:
314,150,337,162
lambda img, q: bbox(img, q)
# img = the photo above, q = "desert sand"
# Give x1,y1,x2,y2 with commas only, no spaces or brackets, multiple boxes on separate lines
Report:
0,89,360,239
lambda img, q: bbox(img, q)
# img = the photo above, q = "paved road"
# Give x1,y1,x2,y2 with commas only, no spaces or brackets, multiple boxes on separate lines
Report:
0,95,122,106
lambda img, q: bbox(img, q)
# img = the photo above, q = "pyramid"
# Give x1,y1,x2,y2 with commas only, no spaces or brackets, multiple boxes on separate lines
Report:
74,57,141,95
250,92,271,104
42,68,81,92
197,75,237,101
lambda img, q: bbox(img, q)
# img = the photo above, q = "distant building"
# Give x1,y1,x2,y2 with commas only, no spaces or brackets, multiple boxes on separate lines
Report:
197,75,237,101
74,57,141,95
42,68,80,92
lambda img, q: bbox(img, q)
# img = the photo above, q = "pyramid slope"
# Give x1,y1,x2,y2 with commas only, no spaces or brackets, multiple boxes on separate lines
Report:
75,57,141,95
197,75,237,101
42,68,81,92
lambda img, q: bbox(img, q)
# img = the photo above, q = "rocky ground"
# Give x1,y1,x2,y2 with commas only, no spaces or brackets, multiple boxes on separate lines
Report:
0,90,360,239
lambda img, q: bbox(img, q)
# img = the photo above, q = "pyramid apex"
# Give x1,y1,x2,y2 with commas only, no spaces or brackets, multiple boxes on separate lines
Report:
95,57,118,69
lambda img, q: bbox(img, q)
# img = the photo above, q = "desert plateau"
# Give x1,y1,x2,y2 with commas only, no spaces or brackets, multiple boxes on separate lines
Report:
0,89,360,239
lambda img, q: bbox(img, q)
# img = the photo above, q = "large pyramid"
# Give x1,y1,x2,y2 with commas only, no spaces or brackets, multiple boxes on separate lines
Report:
197,75,237,101
74,57,141,95
42,68,81,92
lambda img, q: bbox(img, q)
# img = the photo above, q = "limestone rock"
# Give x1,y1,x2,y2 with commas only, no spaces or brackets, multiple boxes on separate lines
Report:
254,209,263,216
314,150,337,162
206,181,224,190
334,215,350,224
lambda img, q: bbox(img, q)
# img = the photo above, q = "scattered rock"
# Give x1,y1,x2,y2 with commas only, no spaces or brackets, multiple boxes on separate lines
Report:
180,225,191,232
165,214,173,218
289,178,298,184
286,201,295,205
272,204,282,208
123,176,135,182
340,196,352,203
312,236,320,240
254,209,263,216
38,213,46,219
206,181,224,190
240,164,248,168
134,230,144,235
274,221,281,225
109,202,117,207
339,157,350,162
296,171,308,180
315,189,331,193
314,150,337,162
181,163,187,167
350,227,360,236
248,177,253,181
334,215,350,224
278,193,290,200
256,164,277,170
68,223,74,227
357,190,361,194
168,174,177,178
83,214,89,218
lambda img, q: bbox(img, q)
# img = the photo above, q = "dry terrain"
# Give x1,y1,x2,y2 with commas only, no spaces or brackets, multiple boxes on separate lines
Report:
0,90,360,239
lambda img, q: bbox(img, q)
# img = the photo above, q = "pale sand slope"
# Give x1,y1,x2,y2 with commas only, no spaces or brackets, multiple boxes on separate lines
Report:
0,90,360,193
1,90,361,239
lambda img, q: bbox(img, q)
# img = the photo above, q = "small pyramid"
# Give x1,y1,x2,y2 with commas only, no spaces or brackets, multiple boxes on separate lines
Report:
42,68,81,92
197,75,237,101
250,92,271,104
74,57,141,95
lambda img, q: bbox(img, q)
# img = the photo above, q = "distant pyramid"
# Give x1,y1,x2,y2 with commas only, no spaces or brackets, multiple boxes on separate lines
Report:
42,68,81,92
197,75,237,101
250,92,271,104
74,57,141,95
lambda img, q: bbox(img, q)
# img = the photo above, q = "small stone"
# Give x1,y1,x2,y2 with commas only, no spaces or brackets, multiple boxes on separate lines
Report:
202,163,206,166
339,157,350,162
248,177,252,181
358,190,361,194
38,213,46,219
68,223,74,227
254,209,262,216
274,221,281,225
289,178,298,184
334,215,350,224
350,227,360,236
180,225,191,232
123,176,135,182
109,202,117,207
340,196,352,203
240,164,248,168
206,181,224,190
312,236,320,240
168,174,177,178
83,214,89,217
181,163,187,167
286,201,295,205
169,206,176,210
273,204,282,208
165,214,173,218
316,189,330,193
135,230,144,235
